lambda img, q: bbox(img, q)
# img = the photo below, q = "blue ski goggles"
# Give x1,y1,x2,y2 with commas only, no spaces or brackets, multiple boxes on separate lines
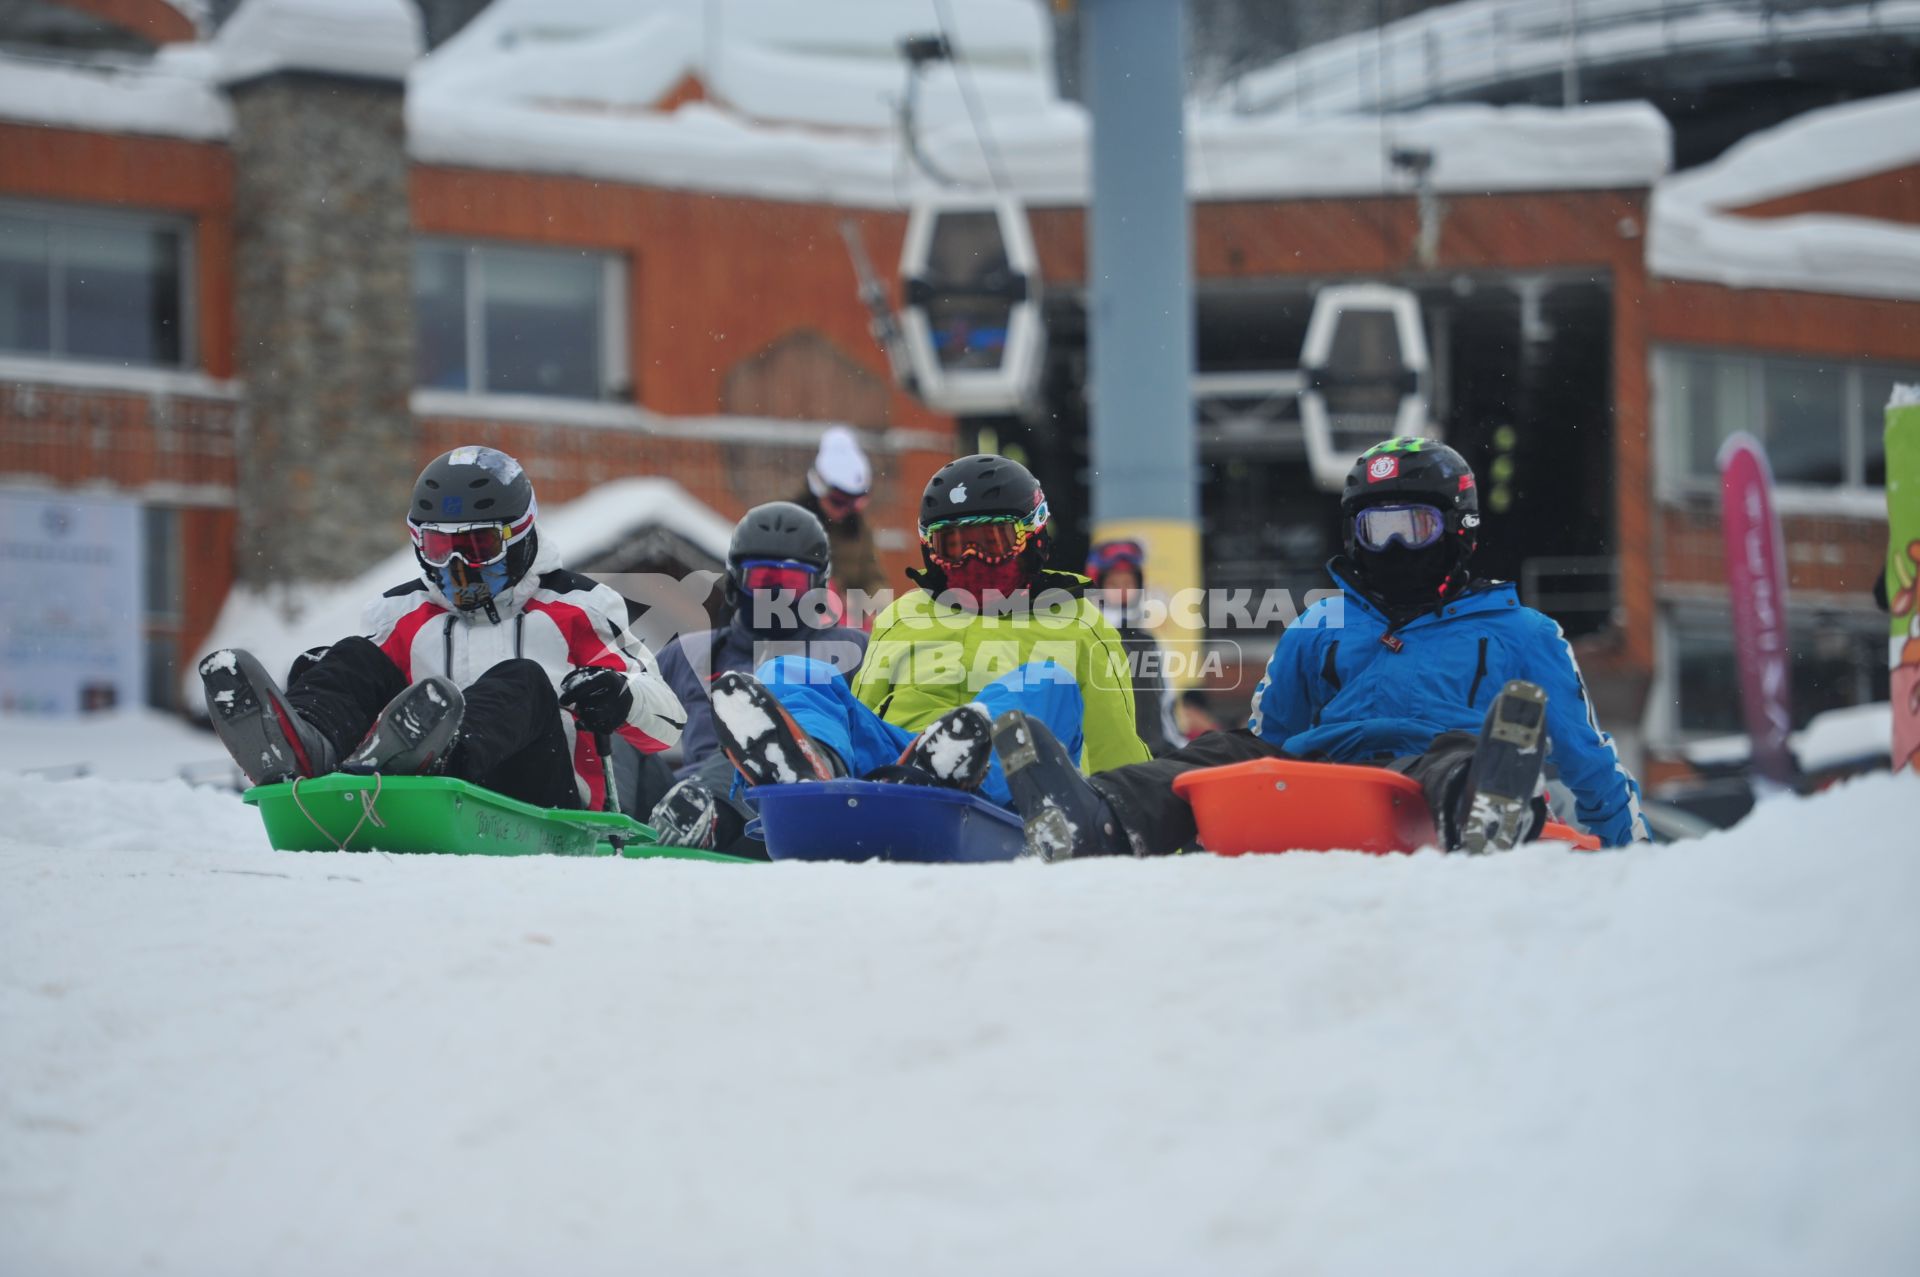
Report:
1353,503,1446,552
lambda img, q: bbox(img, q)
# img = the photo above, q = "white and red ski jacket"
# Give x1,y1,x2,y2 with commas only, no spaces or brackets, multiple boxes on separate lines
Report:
362,537,683,807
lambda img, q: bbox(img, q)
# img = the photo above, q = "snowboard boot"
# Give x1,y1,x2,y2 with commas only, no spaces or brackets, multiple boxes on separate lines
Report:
710,671,841,786
894,704,994,790
198,648,339,785
650,778,721,850
991,710,1131,861
340,676,466,777
1453,679,1550,854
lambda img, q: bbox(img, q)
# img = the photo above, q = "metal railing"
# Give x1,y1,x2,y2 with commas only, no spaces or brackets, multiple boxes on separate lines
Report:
1220,0,1917,118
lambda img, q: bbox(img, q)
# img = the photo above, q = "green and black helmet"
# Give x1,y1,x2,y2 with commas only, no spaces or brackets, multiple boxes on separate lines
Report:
1339,436,1481,608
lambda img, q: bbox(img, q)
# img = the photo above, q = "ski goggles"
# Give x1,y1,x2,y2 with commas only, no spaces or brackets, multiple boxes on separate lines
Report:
922,507,1048,565
409,505,536,568
737,559,819,595
1352,503,1447,552
819,486,870,518
1086,538,1145,578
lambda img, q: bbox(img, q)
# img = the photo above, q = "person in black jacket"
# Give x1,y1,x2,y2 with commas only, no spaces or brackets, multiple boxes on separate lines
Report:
794,426,887,602
648,502,867,853
1085,539,1179,755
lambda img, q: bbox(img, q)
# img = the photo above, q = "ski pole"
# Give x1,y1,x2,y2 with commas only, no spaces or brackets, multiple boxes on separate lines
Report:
595,730,621,814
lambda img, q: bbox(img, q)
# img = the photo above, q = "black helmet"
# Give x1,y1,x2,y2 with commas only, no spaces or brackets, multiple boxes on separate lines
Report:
917,453,1053,588
728,501,832,573
408,446,540,617
412,445,535,524
1339,437,1480,612
725,501,832,626
920,453,1048,529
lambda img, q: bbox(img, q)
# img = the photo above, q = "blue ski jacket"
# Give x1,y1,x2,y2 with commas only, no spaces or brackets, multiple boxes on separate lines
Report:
1250,565,1648,846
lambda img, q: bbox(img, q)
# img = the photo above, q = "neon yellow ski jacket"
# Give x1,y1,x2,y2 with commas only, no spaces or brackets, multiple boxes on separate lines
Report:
850,571,1152,774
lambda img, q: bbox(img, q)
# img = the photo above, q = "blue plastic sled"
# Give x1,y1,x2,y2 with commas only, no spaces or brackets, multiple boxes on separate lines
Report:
748,780,1026,863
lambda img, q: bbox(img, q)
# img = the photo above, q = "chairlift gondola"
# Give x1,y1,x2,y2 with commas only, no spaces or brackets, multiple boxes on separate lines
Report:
1298,283,1433,490
898,196,1044,415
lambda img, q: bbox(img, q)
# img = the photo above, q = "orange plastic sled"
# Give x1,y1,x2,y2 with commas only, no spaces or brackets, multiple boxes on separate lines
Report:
1170,757,1601,855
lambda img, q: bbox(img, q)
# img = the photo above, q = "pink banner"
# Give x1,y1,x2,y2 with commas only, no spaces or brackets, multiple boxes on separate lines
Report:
1718,433,1796,788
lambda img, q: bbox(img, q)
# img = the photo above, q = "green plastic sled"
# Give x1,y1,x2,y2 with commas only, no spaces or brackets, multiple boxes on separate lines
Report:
241,772,752,862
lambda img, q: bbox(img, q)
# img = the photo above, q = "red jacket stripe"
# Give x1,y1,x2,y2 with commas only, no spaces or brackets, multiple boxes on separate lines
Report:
378,601,441,682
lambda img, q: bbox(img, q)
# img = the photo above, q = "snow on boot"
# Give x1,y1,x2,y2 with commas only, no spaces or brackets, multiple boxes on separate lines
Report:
198,648,338,785
1455,680,1550,854
896,704,993,790
341,677,465,777
710,671,838,786
991,709,1129,861
650,778,720,850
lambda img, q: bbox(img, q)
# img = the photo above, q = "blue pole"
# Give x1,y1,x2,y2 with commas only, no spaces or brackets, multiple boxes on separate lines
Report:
1082,0,1195,527
1081,0,1202,673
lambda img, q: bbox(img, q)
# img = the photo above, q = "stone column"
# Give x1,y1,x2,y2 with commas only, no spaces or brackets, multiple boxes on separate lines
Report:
218,0,423,587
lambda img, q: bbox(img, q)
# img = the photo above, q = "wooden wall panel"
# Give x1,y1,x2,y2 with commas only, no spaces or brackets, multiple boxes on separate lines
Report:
1734,164,1920,225
1659,506,1888,596
1032,190,1648,284
58,0,196,44
1647,278,1920,364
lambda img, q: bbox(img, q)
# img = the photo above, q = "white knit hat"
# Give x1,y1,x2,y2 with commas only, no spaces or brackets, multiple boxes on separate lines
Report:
808,426,872,497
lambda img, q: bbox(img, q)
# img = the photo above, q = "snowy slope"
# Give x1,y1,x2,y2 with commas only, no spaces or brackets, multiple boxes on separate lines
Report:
2,769,1916,1275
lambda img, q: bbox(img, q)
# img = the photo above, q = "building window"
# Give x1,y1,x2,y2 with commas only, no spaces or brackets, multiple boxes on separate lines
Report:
1663,606,1889,737
143,505,182,711
413,241,627,401
1656,347,1918,492
0,203,191,367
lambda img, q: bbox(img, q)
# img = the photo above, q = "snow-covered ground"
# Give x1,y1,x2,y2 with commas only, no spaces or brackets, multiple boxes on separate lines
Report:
0,709,236,784
3,762,1916,1275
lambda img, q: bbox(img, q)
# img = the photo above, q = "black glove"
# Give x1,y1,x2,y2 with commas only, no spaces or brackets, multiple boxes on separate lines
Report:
558,665,633,735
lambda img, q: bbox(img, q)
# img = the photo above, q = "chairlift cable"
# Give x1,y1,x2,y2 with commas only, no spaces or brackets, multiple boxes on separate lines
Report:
930,0,1014,194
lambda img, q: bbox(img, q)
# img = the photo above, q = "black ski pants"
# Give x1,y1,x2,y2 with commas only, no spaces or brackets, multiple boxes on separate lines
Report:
1089,728,1478,856
287,636,582,809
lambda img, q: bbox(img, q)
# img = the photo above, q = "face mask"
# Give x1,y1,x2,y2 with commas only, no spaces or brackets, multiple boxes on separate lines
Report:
435,557,513,612
940,557,1029,600
1353,540,1453,609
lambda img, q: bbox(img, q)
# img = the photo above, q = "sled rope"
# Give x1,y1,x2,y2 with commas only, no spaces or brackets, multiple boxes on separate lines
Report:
291,773,387,852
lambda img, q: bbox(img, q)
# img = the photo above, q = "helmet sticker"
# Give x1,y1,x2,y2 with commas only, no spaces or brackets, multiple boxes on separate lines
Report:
1367,455,1399,483
950,483,968,504
1363,436,1427,459
446,445,524,483
1459,474,1475,491
441,495,464,516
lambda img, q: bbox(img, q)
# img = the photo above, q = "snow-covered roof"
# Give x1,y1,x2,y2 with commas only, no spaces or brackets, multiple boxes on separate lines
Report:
0,46,230,141
0,1,1670,207
1648,90,1920,301
184,477,732,712
406,91,1671,207
213,0,421,87
416,0,1055,135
